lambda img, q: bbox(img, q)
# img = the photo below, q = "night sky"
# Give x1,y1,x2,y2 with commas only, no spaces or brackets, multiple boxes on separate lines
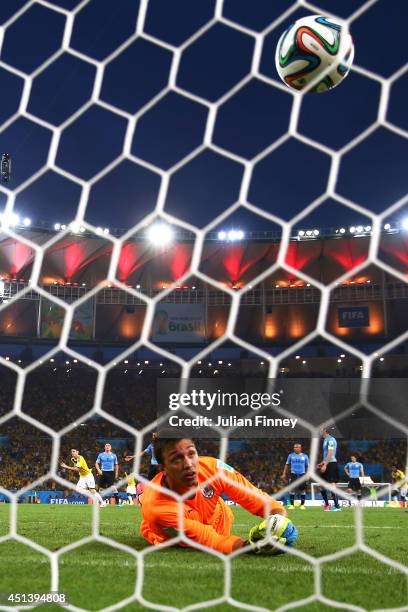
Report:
0,0,407,234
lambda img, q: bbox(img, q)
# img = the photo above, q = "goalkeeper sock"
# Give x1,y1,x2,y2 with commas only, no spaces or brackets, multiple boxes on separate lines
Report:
321,489,329,506
301,494,306,506
289,493,295,506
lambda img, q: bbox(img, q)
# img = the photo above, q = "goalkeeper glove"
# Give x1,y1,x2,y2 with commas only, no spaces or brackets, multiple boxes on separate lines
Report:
247,514,298,554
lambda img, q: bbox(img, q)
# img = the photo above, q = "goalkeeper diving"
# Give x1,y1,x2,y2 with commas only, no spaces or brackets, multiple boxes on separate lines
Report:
140,433,298,554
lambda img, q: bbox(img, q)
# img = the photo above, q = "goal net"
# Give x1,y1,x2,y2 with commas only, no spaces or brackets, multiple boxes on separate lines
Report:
0,0,407,610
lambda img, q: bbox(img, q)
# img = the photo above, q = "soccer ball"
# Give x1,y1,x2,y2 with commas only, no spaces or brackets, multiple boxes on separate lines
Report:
275,15,354,93
249,514,298,554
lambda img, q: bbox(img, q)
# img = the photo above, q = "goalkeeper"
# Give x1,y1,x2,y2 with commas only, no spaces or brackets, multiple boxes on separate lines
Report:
140,433,298,554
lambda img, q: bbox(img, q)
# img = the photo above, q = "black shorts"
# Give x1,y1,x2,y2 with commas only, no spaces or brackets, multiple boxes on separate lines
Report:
289,473,307,491
348,478,361,491
99,471,115,489
148,464,160,481
321,462,339,483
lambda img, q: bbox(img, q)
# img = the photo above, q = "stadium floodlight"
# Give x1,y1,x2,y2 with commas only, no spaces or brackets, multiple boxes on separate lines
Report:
384,223,391,230
236,230,245,240
9,212,19,226
306,230,312,236
356,225,363,233
54,223,61,231
124,360,128,364
147,222,174,246
70,221,80,233
302,360,307,364
402,217,408,231
337,359,342,363
313,229,319,236
136,284,141,289
79,226,86,233
350,226,356,233
295,355,300,359
217,231,226,240
340,354,345,358
298,230,305,237
218,360,223,364
339,227,346,234
228,362,231,366
95,227,103,234
365,225,371,232
103,228,110,234
379,357,384,362
61,224,67,230
23,217,31,227
227,230,236,241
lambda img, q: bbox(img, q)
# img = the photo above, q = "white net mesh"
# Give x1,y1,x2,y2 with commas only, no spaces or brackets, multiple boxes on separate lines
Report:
0,0,407,610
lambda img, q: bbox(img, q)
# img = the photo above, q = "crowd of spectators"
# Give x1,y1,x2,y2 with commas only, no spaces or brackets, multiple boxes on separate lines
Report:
0,365,406,494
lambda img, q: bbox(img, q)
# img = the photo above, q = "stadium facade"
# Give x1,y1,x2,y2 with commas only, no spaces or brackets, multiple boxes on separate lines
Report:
0,228,407,351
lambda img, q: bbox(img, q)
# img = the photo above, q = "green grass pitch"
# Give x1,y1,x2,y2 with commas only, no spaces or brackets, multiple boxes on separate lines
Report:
0,505,407,610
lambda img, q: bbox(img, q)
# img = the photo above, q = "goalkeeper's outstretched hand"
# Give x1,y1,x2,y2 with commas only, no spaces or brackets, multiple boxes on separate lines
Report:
247,514,298,554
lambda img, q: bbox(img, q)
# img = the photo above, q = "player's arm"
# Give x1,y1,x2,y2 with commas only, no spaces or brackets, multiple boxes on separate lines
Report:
149,501,244,553
360,464,365,477
281,457,290,481
125,444,151,462
217,462,286,518
320,447,334,472
344,463,350,478
61,462,79,473
95,454,102,475
114,455,119,480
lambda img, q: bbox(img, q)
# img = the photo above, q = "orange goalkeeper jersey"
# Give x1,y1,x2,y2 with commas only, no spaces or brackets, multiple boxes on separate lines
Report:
140,456,282,554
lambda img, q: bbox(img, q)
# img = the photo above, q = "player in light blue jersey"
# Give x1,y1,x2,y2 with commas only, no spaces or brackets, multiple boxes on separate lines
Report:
281,443,309,510
317,427,341,511
95,443,121,505
125,432,159,480
344,455,364,504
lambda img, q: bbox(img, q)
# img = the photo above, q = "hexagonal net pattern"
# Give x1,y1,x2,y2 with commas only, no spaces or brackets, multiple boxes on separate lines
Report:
0,0,407,610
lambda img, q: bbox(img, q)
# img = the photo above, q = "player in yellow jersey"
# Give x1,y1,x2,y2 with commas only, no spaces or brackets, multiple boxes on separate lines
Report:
61,449,105,507
391,465,407,506
124,472,138,504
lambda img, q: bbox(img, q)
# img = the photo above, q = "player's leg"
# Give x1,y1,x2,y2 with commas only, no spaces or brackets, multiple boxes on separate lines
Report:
299,482,306,509
320,487,330,510
288,474,297,508
90,487,105,506
103,471,121,505
355,480,362,504
83,474,104,506
327,464,341,510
